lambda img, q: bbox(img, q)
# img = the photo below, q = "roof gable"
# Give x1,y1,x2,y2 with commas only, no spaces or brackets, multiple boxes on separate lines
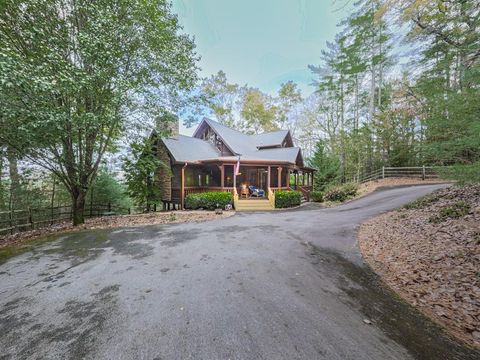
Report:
192,118,294,154
160,118,305,167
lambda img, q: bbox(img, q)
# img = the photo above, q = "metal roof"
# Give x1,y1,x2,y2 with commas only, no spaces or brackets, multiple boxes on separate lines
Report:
161,135,220,163
162,118,304,167
250,130,289,148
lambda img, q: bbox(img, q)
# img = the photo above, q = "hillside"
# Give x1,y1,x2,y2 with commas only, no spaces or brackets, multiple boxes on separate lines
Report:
359,184,480,348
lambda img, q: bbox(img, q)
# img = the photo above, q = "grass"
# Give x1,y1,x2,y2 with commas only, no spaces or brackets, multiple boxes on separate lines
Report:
403,194,438,210
429,201,471,223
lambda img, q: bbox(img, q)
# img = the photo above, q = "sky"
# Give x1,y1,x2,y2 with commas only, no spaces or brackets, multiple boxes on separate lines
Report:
171,0,350,134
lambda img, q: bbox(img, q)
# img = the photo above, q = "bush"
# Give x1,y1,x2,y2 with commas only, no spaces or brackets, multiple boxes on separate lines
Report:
275,190,302,208
185,192,232,210
310,191,323,202
324,183,358,202
436,162,480,184
429,201,471,223
403,194,438,210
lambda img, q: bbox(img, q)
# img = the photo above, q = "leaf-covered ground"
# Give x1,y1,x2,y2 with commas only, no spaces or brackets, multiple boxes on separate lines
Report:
357,177,446,197
0,211,234,250
359,184,480,348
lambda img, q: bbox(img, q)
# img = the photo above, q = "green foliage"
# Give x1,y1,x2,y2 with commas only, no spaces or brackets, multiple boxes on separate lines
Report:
185,192,232,210
241,88,279,134
0,0,198,224
275,190,301,208
310,191,323,202
403,195,437,210
87,169,132,209
308,140,341,191
436,162,480,184
429,201,471,223
324,183,358,202
123,139,164,210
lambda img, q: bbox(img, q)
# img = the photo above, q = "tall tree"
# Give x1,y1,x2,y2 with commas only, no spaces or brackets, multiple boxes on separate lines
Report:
199,70,244,128
308,140,341,191
241,88,278,134
0,0,198,224
122,139,163,212
276,81,302,138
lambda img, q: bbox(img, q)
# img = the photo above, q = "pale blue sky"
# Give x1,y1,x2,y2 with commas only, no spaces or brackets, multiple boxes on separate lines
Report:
172,0,350,97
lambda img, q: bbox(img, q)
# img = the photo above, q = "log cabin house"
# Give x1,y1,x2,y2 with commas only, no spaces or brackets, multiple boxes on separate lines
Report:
154,117,315,211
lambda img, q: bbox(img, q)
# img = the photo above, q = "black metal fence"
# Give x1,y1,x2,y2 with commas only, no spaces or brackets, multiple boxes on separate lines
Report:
0,203,131,236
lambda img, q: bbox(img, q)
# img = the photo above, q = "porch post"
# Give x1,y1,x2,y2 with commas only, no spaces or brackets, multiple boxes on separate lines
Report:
220,164,225,188
286,169,290,188
233,164,237,190
277,167,282,188
181,163,187,210
267,166,271,188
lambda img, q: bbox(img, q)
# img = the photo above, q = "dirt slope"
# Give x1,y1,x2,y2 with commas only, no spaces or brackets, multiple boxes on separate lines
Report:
359,184,480,348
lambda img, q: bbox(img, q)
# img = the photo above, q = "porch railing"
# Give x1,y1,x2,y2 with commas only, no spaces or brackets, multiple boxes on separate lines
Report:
184,186,235,197
297,185,313,201
270,187,290,193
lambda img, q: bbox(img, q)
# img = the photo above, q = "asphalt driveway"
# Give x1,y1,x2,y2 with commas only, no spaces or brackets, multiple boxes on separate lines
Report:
1,184,479,360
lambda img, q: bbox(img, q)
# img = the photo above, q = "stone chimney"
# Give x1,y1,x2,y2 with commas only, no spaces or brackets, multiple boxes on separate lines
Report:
155,112,179,139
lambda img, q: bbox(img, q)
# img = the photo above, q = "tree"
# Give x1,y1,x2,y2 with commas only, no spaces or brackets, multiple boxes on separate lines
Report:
276,81,302,138
199,71,244,128
392,0,480,164
122,139,164,212
0,0,198,224
308,140,341,191
87,168,132,210
241,88,279,134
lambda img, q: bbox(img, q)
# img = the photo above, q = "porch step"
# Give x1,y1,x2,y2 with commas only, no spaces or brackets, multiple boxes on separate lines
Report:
235,199,274,211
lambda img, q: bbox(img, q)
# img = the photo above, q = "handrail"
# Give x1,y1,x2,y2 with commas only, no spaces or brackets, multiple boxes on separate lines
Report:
268,187,275,208
233,187,239,210
298,185,312,201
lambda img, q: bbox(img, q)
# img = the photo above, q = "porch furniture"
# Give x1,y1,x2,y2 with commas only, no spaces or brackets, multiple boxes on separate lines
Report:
240,186,249,199
248,185,265,197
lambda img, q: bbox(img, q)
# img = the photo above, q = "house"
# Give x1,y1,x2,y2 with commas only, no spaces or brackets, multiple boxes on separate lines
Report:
154,117,315,211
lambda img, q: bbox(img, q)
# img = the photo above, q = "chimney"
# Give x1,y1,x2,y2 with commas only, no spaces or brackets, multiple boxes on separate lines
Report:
155,112,179,139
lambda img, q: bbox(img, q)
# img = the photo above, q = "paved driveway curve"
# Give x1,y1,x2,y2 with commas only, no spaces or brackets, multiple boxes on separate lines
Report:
1,184,479,360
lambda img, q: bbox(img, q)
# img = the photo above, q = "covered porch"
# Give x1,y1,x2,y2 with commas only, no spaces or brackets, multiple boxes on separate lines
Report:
170,162,315,209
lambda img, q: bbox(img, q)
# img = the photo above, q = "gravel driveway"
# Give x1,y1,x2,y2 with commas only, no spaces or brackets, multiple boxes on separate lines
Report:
1,184,478,360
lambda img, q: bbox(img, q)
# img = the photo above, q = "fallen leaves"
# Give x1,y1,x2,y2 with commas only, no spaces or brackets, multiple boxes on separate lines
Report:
0,210,235,250
359,184,480,349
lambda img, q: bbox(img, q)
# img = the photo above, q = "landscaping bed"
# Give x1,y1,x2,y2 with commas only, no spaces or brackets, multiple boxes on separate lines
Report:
359,184,480,348
0,210,234,251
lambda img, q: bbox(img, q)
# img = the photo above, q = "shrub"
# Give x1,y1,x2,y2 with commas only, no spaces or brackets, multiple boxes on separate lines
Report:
310,191,323,202
275,190,302,208
185,192,232,210
403,194,437,210
436,162,480,184
429,201,471,223
324,183,358,202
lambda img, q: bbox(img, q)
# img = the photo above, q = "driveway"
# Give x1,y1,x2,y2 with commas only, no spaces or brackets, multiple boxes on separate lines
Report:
1,184,478,360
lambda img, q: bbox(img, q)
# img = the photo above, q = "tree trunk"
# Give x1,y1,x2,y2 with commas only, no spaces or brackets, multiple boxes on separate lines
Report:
71,188,86,226
7,146,20,210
